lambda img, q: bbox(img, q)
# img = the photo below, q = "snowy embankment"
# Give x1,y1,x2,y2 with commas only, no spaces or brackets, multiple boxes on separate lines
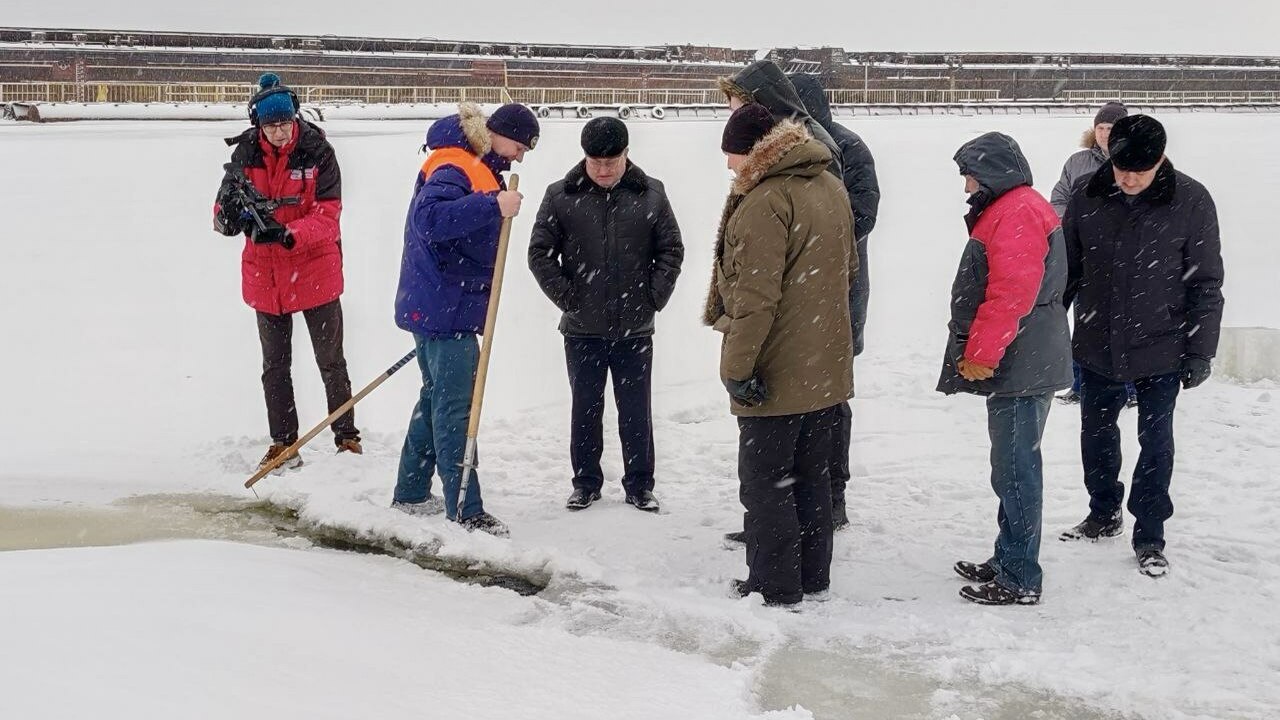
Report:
2,114,1278,719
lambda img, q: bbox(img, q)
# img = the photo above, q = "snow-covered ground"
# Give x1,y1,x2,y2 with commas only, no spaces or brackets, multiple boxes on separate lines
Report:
2,114,1278,719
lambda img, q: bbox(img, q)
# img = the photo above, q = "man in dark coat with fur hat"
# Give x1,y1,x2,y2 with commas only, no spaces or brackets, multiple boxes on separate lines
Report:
529,117,684,514
1059,115,1224,579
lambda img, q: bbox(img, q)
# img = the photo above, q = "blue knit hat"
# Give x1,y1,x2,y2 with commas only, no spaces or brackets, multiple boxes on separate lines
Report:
486,103,540,149
250,73,297,125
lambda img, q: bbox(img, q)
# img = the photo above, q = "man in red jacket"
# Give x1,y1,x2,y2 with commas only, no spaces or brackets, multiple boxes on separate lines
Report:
938,132,1073,606
213,73,360,470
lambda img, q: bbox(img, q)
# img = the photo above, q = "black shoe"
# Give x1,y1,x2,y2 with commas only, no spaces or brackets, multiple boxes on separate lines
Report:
1056,390,1081,405
1125,395,1139,409
625,491,660,512
565,489,601,511
724,530,747,544
833,499,850,530
731,580,800,608
1137,549,1169,578
959,581,1040,606
1060,513,1124,542
459,512,509,537
953,560,997,584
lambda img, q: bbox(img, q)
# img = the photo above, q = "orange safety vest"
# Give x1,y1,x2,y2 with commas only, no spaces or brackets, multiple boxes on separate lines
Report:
419,147,501,193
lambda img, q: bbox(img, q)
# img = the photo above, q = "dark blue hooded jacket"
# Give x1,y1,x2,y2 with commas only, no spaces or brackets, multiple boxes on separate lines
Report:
395,111,511,336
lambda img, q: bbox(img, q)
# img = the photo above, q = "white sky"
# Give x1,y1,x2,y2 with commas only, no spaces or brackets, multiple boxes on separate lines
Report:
8,0,1280,56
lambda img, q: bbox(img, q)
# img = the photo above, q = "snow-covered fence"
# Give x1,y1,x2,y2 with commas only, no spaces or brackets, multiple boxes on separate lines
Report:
1064,89,1280,104
826,89,1001,104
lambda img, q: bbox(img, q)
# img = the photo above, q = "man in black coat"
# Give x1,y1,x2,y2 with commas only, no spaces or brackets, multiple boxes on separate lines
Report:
1060,115,1224,577
789,73,881,532
529,117,684,512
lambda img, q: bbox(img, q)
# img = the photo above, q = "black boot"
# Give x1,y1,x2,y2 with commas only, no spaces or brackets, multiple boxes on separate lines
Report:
959,581,1040,606
625,490,660,512
1137,549,1169,578
832,498,850,530
1059,513,1123,542
565,488,601,511
459,512,509,537
953,560,997,583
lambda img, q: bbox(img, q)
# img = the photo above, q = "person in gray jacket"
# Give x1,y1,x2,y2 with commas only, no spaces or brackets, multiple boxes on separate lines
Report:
1050,101,1136,407
940,132,1072,606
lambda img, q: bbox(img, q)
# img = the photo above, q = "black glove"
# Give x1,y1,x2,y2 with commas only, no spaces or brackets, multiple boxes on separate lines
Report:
214,203,245,236
725,376,767,408
1181,356,1212,390
214,210,244,237
251,221,295,250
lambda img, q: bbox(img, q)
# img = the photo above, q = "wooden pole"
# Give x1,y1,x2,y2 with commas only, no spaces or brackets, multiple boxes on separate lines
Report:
244,349,419,489
457,174,519,517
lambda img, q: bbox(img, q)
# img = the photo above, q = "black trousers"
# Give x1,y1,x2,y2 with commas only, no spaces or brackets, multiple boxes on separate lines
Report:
738,404,839,605
256,299,358,446
1080,367,1180,552
830,401,852,506
565,336,655,495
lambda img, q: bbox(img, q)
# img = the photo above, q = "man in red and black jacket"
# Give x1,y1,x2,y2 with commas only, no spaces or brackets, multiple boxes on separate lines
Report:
213,73,360,470
938,132,1073,606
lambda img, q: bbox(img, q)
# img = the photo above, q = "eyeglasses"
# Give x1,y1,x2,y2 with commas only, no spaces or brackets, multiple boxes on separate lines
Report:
262,121,293,132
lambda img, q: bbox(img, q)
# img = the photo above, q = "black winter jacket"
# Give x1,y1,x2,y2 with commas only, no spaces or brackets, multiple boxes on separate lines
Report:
789,74,881,239
528,161,684,339
1063,160,1224,381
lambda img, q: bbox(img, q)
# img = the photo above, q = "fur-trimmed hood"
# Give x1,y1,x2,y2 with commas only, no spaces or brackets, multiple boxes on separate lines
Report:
718,60,812,123
703,120,829,327
425,101,492,156
731,120,826,195
1081,128,1115,153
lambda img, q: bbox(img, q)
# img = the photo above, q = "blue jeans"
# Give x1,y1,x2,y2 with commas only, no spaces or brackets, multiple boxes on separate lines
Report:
986,393,1052,595
393,333,484,521
1079,367,1180,552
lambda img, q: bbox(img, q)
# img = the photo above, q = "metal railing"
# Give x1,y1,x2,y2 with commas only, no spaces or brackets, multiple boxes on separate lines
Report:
0,82,515,104
1062,89,1280,103
298,86,511,104
11,83,1278,107
0,82,78,102
507,87,722,105
826,88,1001,104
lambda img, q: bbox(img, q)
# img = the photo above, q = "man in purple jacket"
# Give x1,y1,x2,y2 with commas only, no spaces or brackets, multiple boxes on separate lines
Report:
390,102,538,537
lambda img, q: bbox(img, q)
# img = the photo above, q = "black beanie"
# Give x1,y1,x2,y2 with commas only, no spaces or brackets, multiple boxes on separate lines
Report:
1093,101,1128,127
581,117,629,157
722,104,777,154
1109,114,1167,171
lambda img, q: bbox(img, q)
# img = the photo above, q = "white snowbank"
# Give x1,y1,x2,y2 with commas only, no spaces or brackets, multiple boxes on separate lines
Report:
0,541,805,719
